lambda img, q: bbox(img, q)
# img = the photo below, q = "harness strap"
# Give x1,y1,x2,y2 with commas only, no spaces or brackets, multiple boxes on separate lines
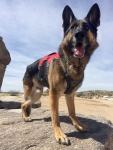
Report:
60,59,84,94
38,61,49,87
38,52,84,94
64,74,84,94
39,52,59,67
38,53,60,87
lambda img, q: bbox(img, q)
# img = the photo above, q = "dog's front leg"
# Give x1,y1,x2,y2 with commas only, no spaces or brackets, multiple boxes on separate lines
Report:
49,88,70,145
65,93,89,132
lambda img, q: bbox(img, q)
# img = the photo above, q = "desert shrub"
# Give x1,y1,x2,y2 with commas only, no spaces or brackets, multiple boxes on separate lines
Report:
8,90,20,96
76,92,83,97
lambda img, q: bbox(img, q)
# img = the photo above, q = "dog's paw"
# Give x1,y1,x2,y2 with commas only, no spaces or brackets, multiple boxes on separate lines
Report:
75,123,89,132
23,117,33,122
55,128,71,145
56,135,71,146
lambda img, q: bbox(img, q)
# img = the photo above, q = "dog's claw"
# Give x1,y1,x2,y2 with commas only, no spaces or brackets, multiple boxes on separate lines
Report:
57,136,70,145
62,139,71,146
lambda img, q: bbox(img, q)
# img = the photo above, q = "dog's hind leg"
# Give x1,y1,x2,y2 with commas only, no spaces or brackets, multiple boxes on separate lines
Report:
65,93,89,132
21,80,33,122
21,80,43,122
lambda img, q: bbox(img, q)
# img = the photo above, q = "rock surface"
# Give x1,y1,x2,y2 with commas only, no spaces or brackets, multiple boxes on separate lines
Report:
0,95,41,109
0,36,11,65
0,36,11,89
0,108,113,150
104,131,113,150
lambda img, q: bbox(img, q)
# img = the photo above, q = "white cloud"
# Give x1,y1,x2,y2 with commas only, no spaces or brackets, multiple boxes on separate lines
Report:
79,63,113,91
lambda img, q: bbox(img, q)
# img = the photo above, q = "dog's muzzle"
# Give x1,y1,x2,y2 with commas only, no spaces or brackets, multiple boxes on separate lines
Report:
71,41,86,58
71,31,86,58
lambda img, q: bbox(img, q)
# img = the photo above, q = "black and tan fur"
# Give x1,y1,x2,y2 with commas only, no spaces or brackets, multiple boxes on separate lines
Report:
21,3,100,145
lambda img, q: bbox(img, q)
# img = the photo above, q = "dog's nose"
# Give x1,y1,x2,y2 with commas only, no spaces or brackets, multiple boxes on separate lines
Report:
75,31,84,39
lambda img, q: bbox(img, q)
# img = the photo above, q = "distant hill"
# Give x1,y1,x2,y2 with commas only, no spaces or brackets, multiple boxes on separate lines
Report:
76,90,113,99
43,89,113,99
2,89,112,100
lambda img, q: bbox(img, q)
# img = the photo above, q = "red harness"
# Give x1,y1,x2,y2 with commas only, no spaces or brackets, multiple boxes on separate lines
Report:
38,52,83,94
39,52,60,67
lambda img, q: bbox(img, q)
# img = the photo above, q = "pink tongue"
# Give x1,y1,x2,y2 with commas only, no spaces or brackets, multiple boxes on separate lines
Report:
74,46,85,57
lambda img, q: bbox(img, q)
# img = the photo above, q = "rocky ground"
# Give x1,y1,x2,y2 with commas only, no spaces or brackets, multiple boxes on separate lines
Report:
0,94,113,150
0,108,113,150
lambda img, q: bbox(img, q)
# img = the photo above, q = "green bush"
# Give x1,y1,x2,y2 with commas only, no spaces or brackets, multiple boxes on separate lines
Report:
76,92,83,97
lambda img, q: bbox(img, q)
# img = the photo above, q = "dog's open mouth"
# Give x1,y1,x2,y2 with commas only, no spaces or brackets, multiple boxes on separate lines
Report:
73,42,85,58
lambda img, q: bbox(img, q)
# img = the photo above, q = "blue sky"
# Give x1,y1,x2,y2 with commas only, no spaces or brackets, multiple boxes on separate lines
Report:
0,0,113,92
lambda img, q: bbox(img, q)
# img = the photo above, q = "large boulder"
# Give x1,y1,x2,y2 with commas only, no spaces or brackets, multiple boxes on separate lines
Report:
104,131,113,150
0,36,11,89
0,108,113,150
0,95,41,109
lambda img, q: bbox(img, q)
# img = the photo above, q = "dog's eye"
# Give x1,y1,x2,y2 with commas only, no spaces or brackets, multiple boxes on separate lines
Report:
70,25,75,30
83,23,89,31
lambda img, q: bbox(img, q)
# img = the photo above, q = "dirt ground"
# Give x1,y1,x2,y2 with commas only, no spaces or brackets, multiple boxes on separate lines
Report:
41,95,113,123
0,94,113,123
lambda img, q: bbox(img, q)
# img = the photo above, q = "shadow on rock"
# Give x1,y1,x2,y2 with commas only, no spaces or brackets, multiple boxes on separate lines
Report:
32,118,43,122
0,101,21,109
0,100,41,109
44,115,112,145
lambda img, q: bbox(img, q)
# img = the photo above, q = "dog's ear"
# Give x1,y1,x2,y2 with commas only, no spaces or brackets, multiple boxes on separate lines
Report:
62,5,76,32
86,3,100,27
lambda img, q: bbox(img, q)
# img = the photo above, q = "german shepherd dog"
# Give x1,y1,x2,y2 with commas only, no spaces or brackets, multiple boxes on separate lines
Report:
21,3,100,145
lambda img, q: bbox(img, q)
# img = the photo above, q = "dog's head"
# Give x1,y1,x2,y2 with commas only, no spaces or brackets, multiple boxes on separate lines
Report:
62,3,100,58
